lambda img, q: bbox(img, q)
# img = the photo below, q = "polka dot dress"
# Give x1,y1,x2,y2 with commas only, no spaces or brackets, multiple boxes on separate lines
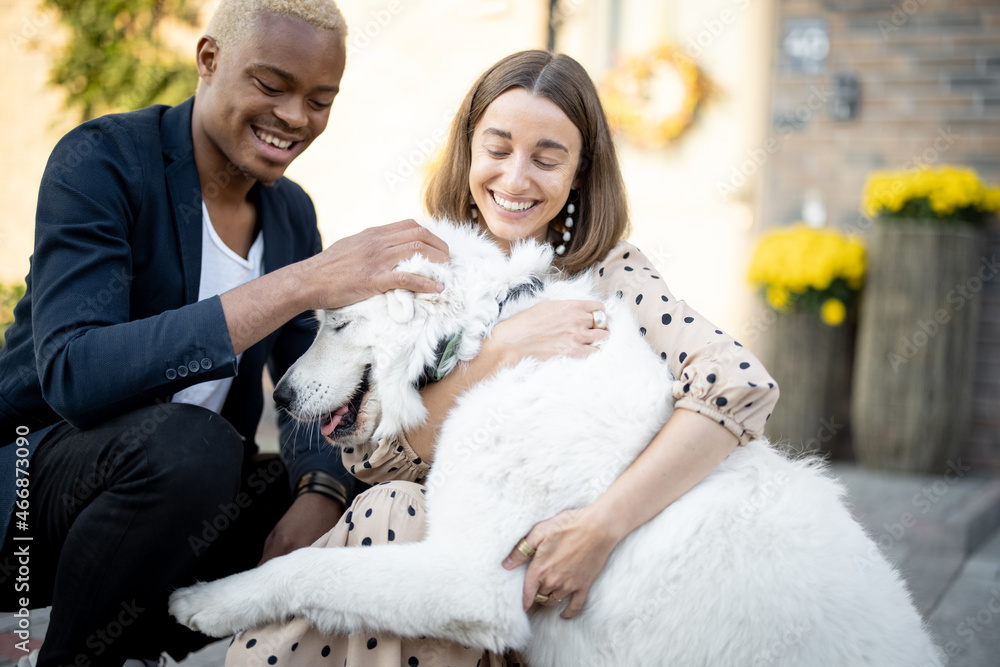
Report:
225,241,777,667
225,481,519,667
340,243,780,487
594,242,779,444
343,432,430,488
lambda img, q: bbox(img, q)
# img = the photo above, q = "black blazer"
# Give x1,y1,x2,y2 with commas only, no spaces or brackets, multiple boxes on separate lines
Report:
0,97,350,498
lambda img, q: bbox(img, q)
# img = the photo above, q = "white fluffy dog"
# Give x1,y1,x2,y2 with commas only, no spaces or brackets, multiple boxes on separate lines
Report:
171,220,943,666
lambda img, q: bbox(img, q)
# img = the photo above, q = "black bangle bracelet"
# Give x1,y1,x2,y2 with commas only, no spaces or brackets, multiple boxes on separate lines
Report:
296,471,348,506
297,483,346,506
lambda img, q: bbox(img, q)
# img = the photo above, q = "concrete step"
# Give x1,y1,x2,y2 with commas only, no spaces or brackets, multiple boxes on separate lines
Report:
831,461,1000,667
4,463,997,666
925,529,1000,666
832,463,1000,552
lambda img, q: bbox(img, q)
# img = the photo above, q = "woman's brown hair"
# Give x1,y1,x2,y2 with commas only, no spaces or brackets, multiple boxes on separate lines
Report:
424,50,630,274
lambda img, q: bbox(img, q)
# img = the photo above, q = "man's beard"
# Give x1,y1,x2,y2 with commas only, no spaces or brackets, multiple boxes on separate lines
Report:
232,160,278,187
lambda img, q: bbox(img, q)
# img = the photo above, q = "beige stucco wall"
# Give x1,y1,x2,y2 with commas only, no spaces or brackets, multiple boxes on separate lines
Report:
558,0,775,336
284,0,549,246
0,0,773,341
0,0,74,284
0,0,548,284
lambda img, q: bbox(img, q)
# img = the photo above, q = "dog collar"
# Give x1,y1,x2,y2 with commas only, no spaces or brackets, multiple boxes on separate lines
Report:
415,276,545,389
498,276,544,316
416,332,463,389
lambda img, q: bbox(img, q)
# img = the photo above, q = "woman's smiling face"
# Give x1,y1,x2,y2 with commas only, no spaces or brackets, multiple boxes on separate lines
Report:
469,88,583,253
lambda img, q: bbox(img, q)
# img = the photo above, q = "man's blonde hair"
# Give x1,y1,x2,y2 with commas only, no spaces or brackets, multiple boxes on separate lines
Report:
206,0,348,51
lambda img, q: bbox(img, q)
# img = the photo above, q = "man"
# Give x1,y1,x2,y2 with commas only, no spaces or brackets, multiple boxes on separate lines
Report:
0,0,448,663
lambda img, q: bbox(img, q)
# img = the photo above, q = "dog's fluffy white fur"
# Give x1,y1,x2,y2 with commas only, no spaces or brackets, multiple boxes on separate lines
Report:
171,220,943,666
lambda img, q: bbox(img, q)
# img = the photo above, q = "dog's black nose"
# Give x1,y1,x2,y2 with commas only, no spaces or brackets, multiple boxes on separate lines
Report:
272,379,295,410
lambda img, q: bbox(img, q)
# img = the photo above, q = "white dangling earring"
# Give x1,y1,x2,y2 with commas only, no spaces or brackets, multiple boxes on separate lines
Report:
470,195,478,221
555,199,576,256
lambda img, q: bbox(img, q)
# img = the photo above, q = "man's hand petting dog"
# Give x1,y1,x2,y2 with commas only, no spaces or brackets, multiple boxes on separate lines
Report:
303,219,450,311
220,220,450,356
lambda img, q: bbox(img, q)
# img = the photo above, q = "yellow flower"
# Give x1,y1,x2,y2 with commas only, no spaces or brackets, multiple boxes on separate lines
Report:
982,187,1000,212
748,225,864,323
862,165,1000,221
766,285,791,310
821,298,847,326
749,225,864,293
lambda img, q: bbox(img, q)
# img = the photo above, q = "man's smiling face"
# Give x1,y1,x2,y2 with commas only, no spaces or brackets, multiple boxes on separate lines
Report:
195,12,346,186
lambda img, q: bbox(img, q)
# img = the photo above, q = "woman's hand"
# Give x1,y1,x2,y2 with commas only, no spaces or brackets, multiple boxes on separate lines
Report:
499,412,740,619
502,504,619,619
407,299,608,462
485,299,609,367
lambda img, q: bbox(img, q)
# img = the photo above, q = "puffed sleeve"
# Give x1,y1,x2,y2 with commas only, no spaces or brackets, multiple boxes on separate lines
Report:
595,242,779,444
341,432,430,485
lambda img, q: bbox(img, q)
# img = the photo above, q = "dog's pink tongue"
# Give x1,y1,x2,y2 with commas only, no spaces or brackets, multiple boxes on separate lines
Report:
321,405,350,437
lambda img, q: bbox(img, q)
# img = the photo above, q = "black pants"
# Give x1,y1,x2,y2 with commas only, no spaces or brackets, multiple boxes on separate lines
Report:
0,402,292,666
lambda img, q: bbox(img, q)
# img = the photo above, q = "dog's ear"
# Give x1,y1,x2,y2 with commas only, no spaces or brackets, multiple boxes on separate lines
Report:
386,289,415,324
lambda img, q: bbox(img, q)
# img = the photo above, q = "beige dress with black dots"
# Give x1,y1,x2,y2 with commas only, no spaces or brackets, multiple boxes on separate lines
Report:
224,242,778,667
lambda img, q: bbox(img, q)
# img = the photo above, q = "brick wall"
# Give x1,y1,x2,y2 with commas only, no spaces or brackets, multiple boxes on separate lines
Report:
762,0,1000,471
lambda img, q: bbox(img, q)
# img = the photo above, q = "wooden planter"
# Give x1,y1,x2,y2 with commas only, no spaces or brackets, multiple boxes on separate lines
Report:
759,309,853,456
851,219,984,473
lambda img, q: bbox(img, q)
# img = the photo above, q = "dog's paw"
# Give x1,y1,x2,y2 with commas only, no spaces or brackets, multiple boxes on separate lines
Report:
169,575,271,637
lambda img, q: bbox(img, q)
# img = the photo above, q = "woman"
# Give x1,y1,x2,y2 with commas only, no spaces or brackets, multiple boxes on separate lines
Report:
227,49,778,666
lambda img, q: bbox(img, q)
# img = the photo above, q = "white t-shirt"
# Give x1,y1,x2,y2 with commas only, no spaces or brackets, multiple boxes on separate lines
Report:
172,202,264,413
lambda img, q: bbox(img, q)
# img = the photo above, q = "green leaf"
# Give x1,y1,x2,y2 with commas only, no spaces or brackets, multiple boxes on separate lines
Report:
43,0,200,121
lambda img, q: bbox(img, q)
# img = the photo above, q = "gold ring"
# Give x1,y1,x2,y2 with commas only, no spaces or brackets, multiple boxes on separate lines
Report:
591,309,608,330
534,594,549,604
516,538,536,559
